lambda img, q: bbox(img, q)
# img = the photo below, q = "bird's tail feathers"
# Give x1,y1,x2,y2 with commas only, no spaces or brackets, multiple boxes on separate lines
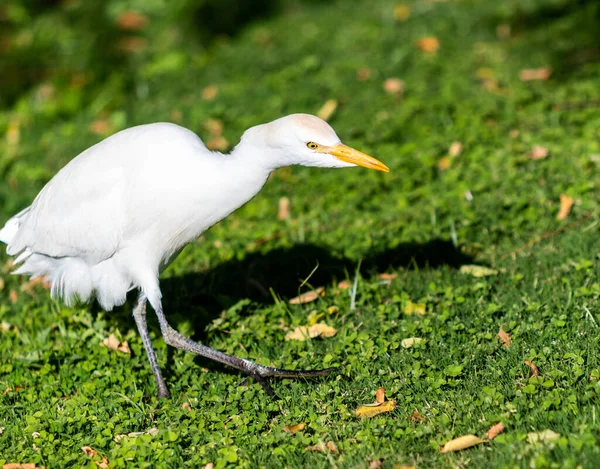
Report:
0,206,31,246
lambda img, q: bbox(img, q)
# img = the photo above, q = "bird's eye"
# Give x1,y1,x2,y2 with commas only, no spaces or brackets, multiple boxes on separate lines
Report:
306,142,319,150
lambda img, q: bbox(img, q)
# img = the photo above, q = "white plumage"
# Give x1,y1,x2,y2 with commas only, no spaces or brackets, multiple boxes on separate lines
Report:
1,113,388,398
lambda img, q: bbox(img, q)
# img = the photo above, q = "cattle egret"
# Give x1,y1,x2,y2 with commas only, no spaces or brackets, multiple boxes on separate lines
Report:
0,113,389,398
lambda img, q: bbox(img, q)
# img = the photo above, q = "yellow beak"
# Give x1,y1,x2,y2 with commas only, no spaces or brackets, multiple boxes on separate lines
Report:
325,143,389,172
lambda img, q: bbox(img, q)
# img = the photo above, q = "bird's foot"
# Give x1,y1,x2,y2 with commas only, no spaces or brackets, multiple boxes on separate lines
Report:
238,363,339,397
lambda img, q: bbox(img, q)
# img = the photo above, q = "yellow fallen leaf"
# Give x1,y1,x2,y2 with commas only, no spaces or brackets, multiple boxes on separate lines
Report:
487,422,505,440
404,300,426,315
401,337,424,348
524,360,539,377
355,400,396,418
416,37,439,52
285,322,337,341
383,78,405,94
327,305,339,314
203,463,214,469
557,194,574,220
440,434,486,452
102,334,131,354
527,429,560,444
81,446,109,468
283,423,307,434
2,464,37,469
288,287,325,305
519,67,552,81
394,466,416,469
530,145,549,160
393,4,410,21
317,99,338,121
305,441,337,453
460,265,497,277
497,326,511,347
375,387,385,404
277,197,291,221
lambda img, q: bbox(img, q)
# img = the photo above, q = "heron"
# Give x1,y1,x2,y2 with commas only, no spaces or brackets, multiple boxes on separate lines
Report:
0,113,389,398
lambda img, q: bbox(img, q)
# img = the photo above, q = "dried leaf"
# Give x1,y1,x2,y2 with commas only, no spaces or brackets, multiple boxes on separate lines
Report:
393,466,416,469
305,441,337,453
21,276,50,293
2,464,36,469
355,400,396,418
202,464,214,469
449,141,463,157
337,280,351,290
557,194,574,220
378,273,397,280
520,68,552,81
524,360,539,377
327,306,339,314
285,322,337,341
527,429,560,444
201,85,218,101
368,460,382,469
181,402,192,412
317,99,338,121
440,434,486,452
393,4,411,21
437,156,451,170
416,37,439,52
498,326,511,347
403,300,426,315
401,337,424,348
205,137,229,152
9,290,17,304
383,78,405,94
288,287,325,305
89,120,112,135
375,387,385,404
81,446,109,468
356,68,371,81
409,410,424,423
282,423,307,434
102,334,131,354
487,422,505,440
277,197,291,221
117,11,148,30
203,119,223,137
530,145,549,160
460,265,497,277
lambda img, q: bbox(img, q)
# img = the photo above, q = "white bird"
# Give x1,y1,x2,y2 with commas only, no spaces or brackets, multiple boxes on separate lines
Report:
0,113,389,398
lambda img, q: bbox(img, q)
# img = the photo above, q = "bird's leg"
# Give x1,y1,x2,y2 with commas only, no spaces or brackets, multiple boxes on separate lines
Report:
152,305,337,397
132,293,170,399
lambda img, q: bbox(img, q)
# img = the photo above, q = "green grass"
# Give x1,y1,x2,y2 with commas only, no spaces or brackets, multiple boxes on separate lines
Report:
2,0,600,467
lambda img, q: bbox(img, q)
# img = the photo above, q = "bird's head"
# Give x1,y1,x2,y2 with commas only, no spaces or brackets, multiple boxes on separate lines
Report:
238,114,389,172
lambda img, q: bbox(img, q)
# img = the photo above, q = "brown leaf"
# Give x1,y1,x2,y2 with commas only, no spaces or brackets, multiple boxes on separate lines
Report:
416,37,439,52
2,464,37,469
9,290,17,304
181,402,192,412
497,326,511,348
557,194,574,220
440,434,486,452
337,280,351,290
285,322,337,341
305,441,337,453
409,410,424,423
81,446,109,468
519,68,552,81
368,460,382,469
403,301,426,315
282,423,307,434
102,333,131,354
277,197,291,221
201,85,218,101
202,464,214,469
449,141,463,157
401,337,424,348
205,137,229,152
89,120,112,136
530,145,549,160
393,4,411,21
524,360,540,377
375,387,385,404
379,273,397,280
437,156,451,170
317,99,338,121
383,78,405,94
21,276,50,293
355,400,396,418
288,287,325,305
203,119,223,137
487,422,505,440
356,68,371,81
117,11,148,30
